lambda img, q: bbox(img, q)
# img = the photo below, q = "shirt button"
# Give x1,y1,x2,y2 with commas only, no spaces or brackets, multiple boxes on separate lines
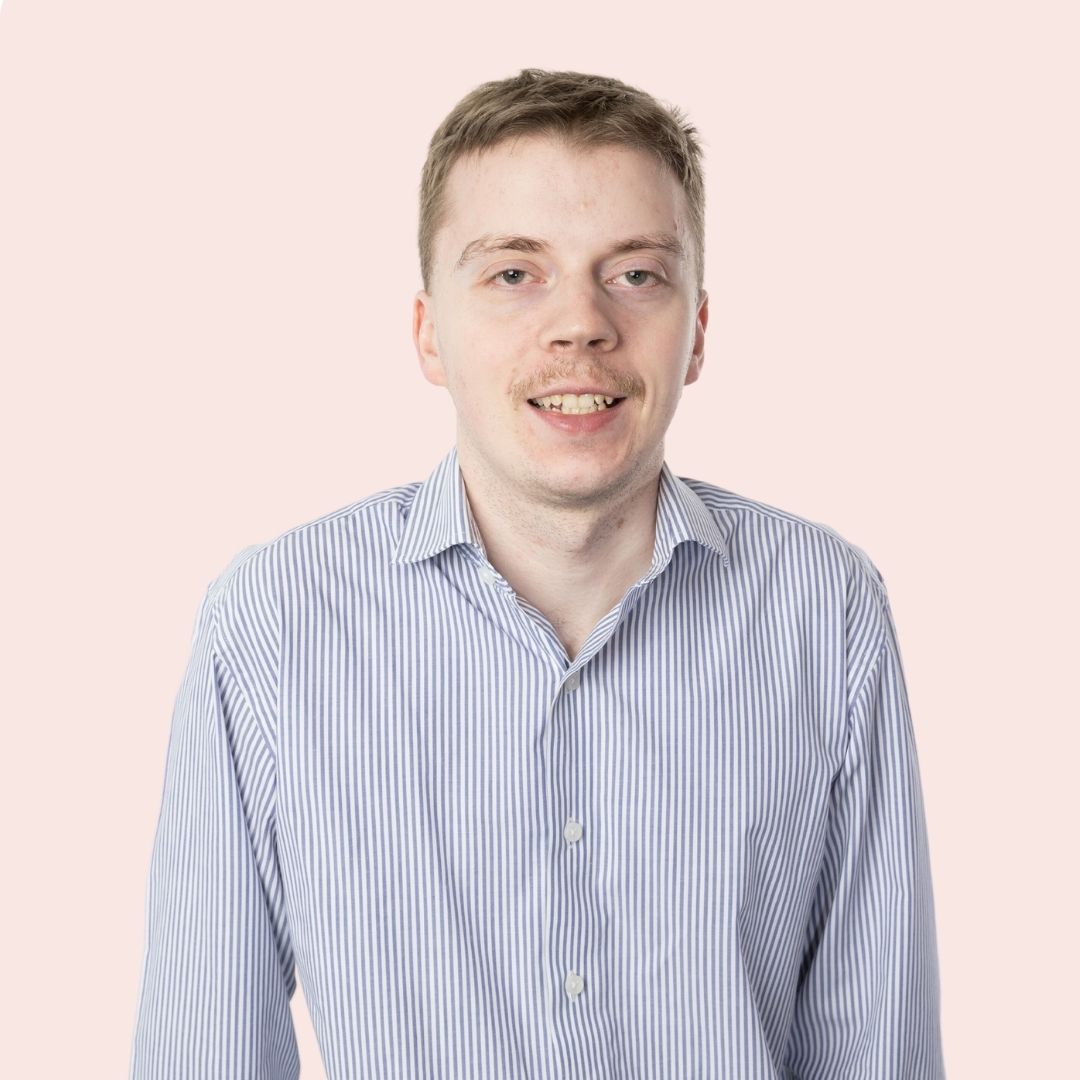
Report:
564,971,585,998
478,566,496,586
563,818,583,843
564,670,580,692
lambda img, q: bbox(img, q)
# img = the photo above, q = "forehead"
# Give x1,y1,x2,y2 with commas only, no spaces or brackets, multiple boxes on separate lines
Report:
436,135,689,262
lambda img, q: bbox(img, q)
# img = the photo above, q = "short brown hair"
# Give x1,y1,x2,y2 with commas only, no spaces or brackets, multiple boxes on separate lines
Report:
418,68,706,297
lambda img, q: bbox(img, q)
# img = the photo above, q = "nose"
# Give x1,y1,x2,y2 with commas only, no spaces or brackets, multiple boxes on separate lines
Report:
541,279,619,354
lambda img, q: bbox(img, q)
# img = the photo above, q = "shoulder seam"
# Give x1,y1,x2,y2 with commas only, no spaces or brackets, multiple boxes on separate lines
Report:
206,585,278,771
845,574,890,726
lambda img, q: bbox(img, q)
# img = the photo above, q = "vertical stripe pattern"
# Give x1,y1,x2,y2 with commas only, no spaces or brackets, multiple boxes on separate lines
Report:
130,444,945,1079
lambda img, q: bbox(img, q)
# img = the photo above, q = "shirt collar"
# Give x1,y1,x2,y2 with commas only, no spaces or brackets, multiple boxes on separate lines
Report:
391,445,729,570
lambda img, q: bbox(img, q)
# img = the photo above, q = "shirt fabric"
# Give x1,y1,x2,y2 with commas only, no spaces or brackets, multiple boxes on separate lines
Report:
129,444,945,1079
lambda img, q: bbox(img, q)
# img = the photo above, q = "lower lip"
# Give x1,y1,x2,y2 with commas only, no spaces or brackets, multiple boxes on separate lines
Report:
528,399,628,434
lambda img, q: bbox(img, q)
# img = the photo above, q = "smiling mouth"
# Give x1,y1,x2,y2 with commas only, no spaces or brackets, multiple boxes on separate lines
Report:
527,395,627,414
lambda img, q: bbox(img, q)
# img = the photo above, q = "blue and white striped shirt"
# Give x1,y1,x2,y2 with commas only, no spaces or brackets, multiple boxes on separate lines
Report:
130,444,944,1079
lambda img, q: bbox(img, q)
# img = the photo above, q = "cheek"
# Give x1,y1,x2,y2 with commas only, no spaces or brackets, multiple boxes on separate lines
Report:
461,292,544,343
658,316,698,366
619,297,691,336
441,347,502,405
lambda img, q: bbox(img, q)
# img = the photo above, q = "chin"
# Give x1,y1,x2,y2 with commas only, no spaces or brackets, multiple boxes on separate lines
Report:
540,464,630,498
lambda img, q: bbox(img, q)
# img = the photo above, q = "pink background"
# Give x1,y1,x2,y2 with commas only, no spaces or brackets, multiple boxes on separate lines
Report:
2,1,1076,1075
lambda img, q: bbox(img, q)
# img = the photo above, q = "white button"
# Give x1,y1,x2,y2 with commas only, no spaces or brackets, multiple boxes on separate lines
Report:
564,670,580,691
478,566,496,585
564,971,585,998
563,818,583,843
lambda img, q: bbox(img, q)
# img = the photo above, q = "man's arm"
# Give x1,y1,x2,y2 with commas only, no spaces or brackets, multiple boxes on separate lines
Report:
785,579,945,1079
129,570,299,1080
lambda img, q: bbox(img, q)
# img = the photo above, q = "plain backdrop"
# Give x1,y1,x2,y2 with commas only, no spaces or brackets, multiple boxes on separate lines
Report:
1,1,1076,1076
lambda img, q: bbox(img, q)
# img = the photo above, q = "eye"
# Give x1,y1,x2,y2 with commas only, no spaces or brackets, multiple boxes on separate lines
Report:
489,268,531,286
617,269,661,287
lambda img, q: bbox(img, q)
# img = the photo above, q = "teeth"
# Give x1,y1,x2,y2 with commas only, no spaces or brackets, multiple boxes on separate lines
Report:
533,393,619,414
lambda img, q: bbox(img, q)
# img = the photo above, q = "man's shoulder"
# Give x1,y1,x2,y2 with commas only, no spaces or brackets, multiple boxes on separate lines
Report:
204,476,422,606
272,476,421,551
677,471,886,594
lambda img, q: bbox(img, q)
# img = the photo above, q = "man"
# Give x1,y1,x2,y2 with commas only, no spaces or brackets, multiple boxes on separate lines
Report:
130,69,945,1079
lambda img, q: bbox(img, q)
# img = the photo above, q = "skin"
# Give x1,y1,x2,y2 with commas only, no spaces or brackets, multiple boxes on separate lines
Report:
412,133,709,661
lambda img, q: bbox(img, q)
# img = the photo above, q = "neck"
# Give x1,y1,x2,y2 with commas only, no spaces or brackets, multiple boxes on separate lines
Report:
456,442,663,657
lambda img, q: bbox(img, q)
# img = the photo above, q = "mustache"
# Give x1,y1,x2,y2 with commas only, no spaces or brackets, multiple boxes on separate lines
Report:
513,365,642,401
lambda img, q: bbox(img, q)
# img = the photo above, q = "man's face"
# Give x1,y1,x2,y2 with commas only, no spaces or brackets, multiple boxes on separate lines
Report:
413,133,708,509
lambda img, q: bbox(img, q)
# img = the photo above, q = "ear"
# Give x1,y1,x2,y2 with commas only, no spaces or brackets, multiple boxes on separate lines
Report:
413,289,447,388
684,289,709,386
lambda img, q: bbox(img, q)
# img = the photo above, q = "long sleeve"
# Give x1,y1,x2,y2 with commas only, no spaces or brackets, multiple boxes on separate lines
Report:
785,583,945,1079
129,573,299,1079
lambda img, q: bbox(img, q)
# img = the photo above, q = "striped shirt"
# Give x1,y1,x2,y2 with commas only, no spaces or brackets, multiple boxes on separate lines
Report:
129,444,945,1079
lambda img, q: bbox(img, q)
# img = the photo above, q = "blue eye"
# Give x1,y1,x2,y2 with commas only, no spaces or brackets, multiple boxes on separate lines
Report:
493,269,528,285
622,269,657,286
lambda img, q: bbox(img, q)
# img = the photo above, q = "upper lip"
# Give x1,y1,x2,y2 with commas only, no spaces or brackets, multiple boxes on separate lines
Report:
528,386,626,400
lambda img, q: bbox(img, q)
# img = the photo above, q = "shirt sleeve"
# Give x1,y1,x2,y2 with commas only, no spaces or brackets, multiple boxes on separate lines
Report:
784,581,946,1079
129,575,300,1079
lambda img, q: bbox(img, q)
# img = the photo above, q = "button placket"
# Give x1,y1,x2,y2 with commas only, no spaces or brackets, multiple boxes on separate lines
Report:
555,665,589,1019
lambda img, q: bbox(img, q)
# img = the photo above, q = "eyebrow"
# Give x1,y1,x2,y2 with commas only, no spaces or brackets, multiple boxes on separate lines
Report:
454,232,687,271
